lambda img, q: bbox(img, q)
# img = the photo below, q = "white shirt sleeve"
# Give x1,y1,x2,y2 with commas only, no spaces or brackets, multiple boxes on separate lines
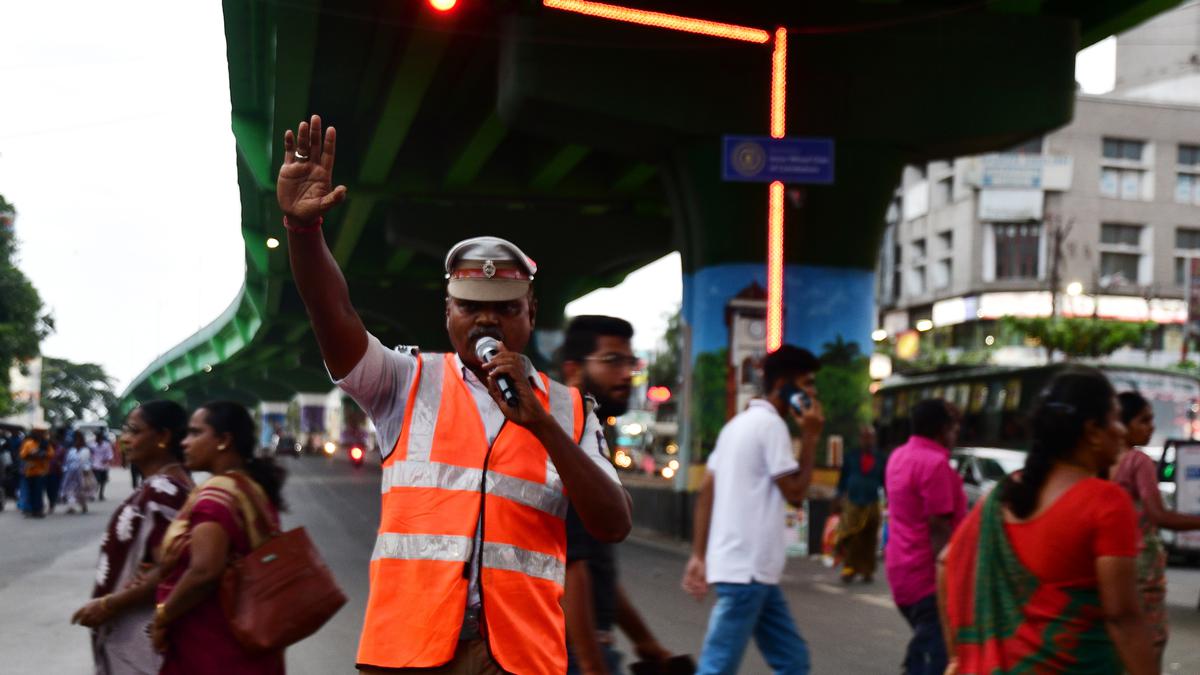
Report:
763,419,800,479
332,333,418,453
577,410,620,483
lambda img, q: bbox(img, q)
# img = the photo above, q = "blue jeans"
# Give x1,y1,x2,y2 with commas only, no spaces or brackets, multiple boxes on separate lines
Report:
698,582,809,675
897,594,946,675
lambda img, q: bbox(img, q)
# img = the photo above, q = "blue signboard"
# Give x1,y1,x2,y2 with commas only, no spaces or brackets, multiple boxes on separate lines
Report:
722,136,834,184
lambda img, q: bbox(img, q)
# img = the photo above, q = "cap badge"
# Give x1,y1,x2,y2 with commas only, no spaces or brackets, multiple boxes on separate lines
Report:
482,260,497,279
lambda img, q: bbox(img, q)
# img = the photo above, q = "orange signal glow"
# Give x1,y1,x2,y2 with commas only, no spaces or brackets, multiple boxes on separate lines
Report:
429,0,457,11
543,0,770,43
767,180,785,352
647,386,672,403
770,27,787,138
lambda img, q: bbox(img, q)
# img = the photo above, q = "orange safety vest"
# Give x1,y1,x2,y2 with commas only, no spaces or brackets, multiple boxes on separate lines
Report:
356,352,584,674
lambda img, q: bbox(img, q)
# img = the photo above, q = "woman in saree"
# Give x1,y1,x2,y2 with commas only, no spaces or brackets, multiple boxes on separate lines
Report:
835,424,885,582
1112,391,1200,667
939,368,1158,675
71,400,193,675
151,400,288,674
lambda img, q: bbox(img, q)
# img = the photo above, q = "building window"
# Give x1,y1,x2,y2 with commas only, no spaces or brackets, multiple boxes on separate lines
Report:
938,231,953,253
1101,168,1149,200
1103,138,1145,161
1176,228,1200,250
1179,144,1200,167
1101,223,1142,246
1175,227,1200,285
909,265,926,295
994,223,1041,280
912,238,927,261
1100,252,1140,284
1100,138,1151,201
1009,136,1043,155
1178,145,1200,205
892,243,902,301
932,258,952,290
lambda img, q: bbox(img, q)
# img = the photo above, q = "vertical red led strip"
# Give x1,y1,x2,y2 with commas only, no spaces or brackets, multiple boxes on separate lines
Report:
766,27,787,352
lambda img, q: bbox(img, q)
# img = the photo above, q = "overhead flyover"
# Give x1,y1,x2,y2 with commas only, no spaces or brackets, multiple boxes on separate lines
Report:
120,0,1184,423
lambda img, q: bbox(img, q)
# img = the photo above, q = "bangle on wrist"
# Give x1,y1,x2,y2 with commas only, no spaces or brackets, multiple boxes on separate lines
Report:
100,595,111,612
155,602,168,625
283,215,323,233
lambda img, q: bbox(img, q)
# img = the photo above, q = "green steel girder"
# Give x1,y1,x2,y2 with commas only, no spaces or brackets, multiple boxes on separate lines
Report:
117,0,1186,419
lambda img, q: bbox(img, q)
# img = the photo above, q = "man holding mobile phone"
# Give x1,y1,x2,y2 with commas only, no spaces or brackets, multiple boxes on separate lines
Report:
682,345,823,674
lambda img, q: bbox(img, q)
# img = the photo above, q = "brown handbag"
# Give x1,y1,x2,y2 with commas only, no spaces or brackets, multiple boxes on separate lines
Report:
219,472,348,652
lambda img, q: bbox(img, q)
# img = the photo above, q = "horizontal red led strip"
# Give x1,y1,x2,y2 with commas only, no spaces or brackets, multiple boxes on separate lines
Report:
543,0,771,43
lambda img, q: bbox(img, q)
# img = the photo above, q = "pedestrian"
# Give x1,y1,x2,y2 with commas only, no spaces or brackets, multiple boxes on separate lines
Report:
275,114,631,673
45,427,66,513
941,369,1158,674
560,315,675,674
834,424,885,583
682,345,823,675
884,399,965,675
92,430,115,501
18,423,54,518
151,401,288,674
1111,391,1200,668
71,401,194,675
61,431,96,514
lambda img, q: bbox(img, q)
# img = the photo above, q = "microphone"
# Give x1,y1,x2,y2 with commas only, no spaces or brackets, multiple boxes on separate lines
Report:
474,337,519,408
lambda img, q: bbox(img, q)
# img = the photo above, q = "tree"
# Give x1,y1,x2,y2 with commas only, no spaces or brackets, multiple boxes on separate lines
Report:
647,306,681,389
0,194,53,417
816,336,872,453
1001,317,1153,360
41,357,118,427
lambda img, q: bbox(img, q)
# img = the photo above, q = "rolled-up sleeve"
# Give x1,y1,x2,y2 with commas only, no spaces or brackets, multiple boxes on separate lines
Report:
331,334,418,453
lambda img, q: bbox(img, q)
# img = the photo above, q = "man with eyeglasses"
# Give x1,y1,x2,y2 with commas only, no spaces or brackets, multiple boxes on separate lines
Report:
560,315,675,675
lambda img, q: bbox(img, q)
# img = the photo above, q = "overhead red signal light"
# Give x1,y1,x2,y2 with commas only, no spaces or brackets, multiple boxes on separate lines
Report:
647,386,672,403
429,0,457,12
350,447,364,460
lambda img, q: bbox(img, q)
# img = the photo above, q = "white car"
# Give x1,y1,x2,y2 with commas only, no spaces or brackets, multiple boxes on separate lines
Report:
950,447,1027,508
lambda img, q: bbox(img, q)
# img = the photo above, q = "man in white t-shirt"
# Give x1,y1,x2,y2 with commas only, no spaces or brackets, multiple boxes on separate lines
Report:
682,345,824,675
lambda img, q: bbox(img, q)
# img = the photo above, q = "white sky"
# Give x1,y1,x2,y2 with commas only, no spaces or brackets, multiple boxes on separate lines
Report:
0,3,1117,391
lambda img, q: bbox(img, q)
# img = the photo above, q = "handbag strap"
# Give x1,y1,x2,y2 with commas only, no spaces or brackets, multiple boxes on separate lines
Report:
224,470,281,545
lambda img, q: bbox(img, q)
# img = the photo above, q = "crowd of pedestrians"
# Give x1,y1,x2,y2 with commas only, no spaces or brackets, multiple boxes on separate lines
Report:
2,423,116,518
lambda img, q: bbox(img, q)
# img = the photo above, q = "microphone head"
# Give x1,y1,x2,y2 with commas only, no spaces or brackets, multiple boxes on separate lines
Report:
474,336,501,361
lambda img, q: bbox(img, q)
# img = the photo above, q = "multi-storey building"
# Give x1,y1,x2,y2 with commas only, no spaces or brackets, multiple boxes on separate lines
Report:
877,3,1200,367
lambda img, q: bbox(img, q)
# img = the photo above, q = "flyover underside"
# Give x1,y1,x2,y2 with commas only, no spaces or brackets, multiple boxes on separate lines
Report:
120,0,1182,416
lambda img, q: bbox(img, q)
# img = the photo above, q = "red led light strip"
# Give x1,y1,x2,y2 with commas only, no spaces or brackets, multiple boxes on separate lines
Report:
767,27,787,351
543,0,770,43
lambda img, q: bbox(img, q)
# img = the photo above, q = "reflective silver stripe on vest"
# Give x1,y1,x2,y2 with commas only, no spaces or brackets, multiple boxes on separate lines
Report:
371,533,473,562
482,542,565,583
545,380,577,493
404,354,444,463
381,460,567,518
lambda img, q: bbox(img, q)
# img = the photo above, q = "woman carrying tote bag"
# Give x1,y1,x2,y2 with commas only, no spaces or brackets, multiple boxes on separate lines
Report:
152,401,289,675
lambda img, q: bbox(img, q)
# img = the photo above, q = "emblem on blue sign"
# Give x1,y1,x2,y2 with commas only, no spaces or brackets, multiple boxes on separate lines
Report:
731,141,767,178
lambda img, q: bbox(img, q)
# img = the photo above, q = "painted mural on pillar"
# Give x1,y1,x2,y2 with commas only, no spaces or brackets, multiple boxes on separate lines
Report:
683,264,874,459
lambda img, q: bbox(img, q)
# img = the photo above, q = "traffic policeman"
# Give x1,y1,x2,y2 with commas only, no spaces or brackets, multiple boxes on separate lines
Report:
276,115,631,674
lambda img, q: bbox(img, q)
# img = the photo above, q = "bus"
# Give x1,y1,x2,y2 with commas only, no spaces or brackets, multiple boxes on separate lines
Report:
874,364,1200,452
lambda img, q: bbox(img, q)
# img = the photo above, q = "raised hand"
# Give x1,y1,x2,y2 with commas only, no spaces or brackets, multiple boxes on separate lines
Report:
277,114,348,226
